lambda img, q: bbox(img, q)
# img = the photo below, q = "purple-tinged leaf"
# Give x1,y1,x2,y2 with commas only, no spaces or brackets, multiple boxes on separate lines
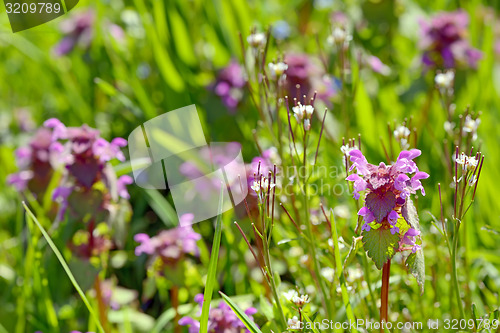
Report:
365,191,396,222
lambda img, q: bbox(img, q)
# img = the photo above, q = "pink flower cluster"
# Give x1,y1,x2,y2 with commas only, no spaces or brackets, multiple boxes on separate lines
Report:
179,294,257,333
347,149,429,252
7,118,132,221
134,214,201,266
420,10,482,69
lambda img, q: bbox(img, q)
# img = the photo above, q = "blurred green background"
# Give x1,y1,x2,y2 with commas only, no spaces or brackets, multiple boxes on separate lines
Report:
1,0,500,332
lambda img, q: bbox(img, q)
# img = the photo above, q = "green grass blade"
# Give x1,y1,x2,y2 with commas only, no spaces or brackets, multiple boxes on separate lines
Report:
22,202,105,333
302,312,320,333
330,210,358,333
219,292,262,333
144,189,179,227
199,187,224,332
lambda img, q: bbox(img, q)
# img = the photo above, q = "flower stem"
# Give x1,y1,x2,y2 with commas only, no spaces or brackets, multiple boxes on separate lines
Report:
172,286,181,333
451,222,466,319
94,275,110,333
380,259,391,330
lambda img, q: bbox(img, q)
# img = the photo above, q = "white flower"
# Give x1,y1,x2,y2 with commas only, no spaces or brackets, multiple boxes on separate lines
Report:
284,289,299,301
268,62,288,78
292,103,314,123
247,32,266,48
327,27,351,45
304,105,314,118
328,237,345,250
287,316,302,330
292,294,310,307
333,205,350,219
336,284,353,293
462,115,480,140
467,156,478,169
346,267,363,282
400,138,410,150
250,176,275,194
435,70,454,89
321,267,335,283
444,121,455,133
468,174,478,186
340,144,357,155
455,152,478,172
393,125,410,141
303,118,311,131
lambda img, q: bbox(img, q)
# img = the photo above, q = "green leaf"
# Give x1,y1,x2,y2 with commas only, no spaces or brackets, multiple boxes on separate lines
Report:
22,203,105,333
219,292,262,333
144,189,179,227
471,303,478,331
199,188,224,332
405,250,425,295
354,80,377,140
362,227,399,270
344,236,363,268
302,312,321,333
401,197,425,294
401,198,420,231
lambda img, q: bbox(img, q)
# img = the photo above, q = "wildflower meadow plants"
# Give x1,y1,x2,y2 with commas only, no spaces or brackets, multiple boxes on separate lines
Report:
1,1,500,333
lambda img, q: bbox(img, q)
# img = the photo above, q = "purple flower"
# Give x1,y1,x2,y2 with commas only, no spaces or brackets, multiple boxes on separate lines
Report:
346,174,367,200
7,119,130,224
179,294,258,333
346,149,428,243
284,53,321,99
92,137,127,163
213,60,246,111
358,206,375,231
247,148,280,195
52,185,73,219
367,56,391,76
401,228,421,253
7,171,33,191
6,128,57,196
117,175,133,199
53,10,95,56
419,10,482,69
134,221,201,266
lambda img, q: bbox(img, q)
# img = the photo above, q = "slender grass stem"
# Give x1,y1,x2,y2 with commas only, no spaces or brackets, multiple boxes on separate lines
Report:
451,222,466,319
301,144,332,322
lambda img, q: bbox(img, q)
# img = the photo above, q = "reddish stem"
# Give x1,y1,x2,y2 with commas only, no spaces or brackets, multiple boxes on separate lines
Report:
94,275,110,333
380,259,391,331
172,286,181,333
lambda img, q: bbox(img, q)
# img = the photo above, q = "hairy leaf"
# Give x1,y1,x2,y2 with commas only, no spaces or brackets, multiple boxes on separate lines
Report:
401,197,420,231
363,227,399,270
365,191,396,222
405,250,425,295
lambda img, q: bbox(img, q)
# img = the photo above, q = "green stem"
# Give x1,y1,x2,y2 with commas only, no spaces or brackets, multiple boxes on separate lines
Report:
331,213,358,333
261,205,287,329
451,222,466,319
301,146,332,322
